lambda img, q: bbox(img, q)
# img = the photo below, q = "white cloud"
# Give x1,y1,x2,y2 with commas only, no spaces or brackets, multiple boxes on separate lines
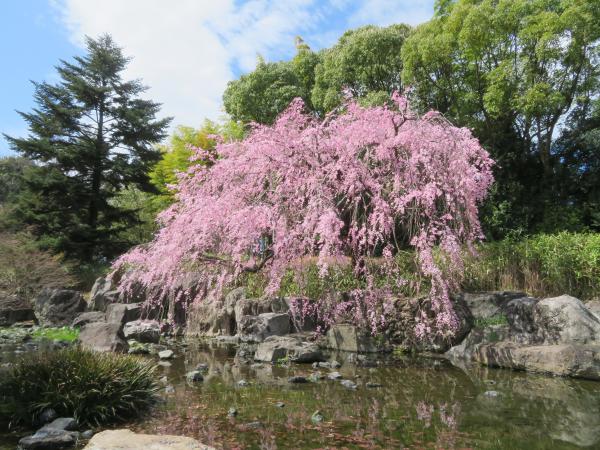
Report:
53,0,433,129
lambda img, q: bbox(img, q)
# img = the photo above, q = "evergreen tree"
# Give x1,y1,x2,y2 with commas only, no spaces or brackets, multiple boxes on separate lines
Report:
4,35,170,260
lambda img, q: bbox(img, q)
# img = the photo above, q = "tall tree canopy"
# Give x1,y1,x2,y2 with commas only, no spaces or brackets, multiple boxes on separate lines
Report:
4,35,170,260
223,56,309,125
312,24,411,113
402,0,600,236
113,95,494,336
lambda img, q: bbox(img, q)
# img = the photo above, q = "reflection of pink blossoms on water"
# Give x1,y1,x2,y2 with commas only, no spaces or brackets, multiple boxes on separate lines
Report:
112,93,493,337
416,401,435,427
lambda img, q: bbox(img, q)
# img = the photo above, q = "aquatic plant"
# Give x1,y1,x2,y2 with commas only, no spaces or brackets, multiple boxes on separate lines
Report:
113,94,493,337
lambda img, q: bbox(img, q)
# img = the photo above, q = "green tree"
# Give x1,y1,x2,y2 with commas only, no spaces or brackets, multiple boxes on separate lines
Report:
0,157,31,205
223,56,307,124
149,119,244,206
311,24,412,113
402,0,600,236
4,35,170,260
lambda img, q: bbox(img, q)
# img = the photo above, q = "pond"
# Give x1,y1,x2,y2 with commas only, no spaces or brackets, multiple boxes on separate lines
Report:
134,341,600,449
2,336,600,449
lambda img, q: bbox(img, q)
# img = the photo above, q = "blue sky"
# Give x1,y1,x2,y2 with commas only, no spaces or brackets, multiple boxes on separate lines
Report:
0,0,434,157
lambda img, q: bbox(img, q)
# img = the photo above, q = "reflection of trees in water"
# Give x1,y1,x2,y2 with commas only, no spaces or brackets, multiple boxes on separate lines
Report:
149,343,600,448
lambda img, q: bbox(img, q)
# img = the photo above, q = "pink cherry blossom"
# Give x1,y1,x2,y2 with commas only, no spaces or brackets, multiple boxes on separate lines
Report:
111,94,494,337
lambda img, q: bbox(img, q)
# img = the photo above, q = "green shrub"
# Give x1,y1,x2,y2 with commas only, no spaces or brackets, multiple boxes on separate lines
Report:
243,232,599,301
0,347,158,427
462,232,600,300
32,327,79,343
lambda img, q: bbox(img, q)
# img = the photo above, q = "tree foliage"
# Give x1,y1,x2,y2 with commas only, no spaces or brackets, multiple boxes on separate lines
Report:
312,24,411,112
4,35,170,260
113,95,493,336
223,56,309,124
402,0,600,236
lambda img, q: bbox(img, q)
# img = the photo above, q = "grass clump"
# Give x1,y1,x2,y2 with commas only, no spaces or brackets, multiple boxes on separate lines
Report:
473,314,508,328
0,347,158,427
462,232,600,300
32,326,79,343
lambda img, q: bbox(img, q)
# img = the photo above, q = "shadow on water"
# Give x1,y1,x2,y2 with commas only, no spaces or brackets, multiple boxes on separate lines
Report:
129,341,600,449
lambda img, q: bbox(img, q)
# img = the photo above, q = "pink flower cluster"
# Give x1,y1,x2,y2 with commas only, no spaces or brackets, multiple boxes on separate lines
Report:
112,94,493,336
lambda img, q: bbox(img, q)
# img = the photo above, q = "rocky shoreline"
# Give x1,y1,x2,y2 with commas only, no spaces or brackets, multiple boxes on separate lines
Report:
3,278,600,449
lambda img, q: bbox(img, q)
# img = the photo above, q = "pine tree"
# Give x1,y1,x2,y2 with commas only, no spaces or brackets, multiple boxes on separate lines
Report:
4,35,170,260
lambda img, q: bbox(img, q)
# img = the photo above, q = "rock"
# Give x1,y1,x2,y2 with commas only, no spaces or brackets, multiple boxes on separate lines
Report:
238,312,291,342
186,370,204,382
105,303,141,325
127,340,151,354
79,322,128,353
227,407,238,417
34,289,86,327
38,408,58,425
308,372,324,382
586,300,600,321
123,320,160,343
483,390,500,398
533,295,600,344
39,417,78,432
275,402,285,408
462,291,528,321
158,349,174,359
83,429,214,449
19,429,79,449
0,293,35,326
72,311,105,328
311,410,324,424
330,360,341,369
445,325,512,361
254,335,323,363
88,277,119,312
195,363,209,372
165,385,175,394
366,382,382,388
326,324,383,353
475,342,600,380
237,379,249,387
80,430,94,440
186,287,246,337
328,371,342,380
390,293,473,352
340,379,357,389
234,297,272,326
288,375,308,383
243,421,263,430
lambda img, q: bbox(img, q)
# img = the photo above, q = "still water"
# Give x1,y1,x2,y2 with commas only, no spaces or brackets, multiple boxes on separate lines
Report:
2,338,600,449
133,341,600,449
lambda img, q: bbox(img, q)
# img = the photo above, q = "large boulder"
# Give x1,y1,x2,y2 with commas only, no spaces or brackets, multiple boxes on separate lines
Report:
18,429,78,450
326,324,385,353
474,342,600,380
79,322,128,353
88,277,120,312
105,303,141,325
533,295,600,344
461,291,528,320
390,293,473,352
186,288,246,336
72,311,105,328
254,335,323,363
238,312,290,342
84,429,214,450
123,320,161,343
34,289,86,327
0,293,35,326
